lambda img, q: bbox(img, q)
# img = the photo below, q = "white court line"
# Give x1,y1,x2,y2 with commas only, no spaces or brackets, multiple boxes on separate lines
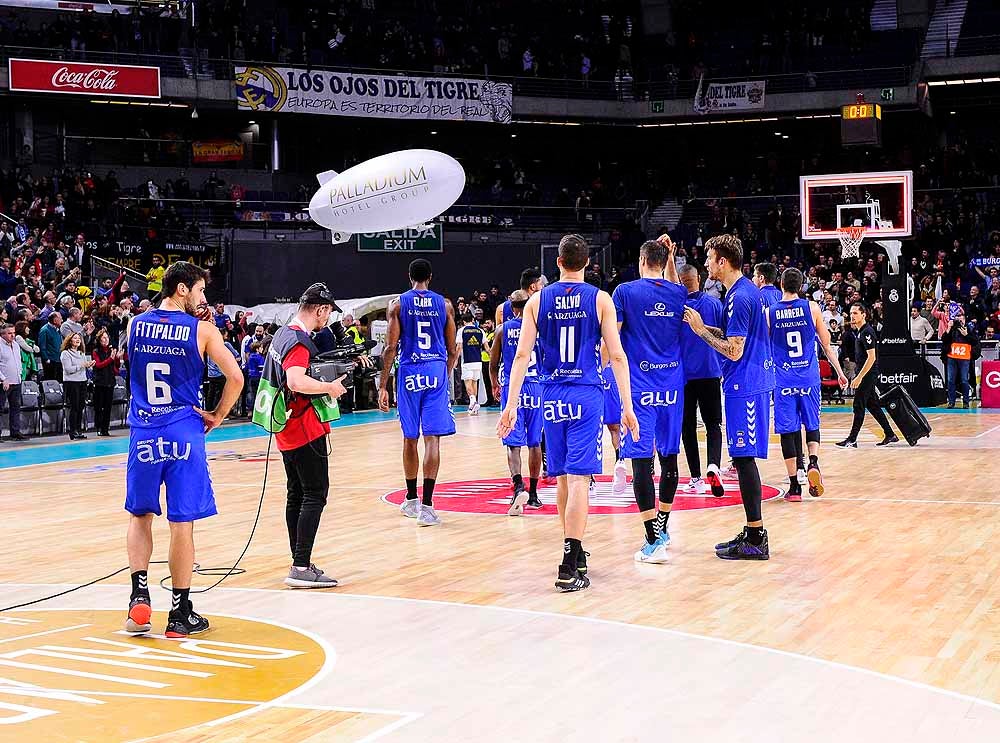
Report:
975,423,1000,438
0,623,91,644
821,497,1000,506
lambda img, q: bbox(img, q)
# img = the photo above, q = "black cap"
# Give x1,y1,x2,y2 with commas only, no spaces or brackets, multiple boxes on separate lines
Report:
299,282,343,311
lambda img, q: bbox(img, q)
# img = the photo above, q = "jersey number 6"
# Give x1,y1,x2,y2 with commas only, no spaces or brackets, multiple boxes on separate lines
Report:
147,363,172,405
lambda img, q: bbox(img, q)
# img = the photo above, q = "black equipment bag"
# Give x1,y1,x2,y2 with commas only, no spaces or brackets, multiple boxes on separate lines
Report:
877,385,932,446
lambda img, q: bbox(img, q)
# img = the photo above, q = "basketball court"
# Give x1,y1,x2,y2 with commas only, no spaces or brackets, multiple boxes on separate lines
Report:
4,405,1000,742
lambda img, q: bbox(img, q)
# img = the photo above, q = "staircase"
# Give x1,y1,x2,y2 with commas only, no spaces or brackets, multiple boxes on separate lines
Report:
870,0,898,31
921,0,970,59
647,197,683,237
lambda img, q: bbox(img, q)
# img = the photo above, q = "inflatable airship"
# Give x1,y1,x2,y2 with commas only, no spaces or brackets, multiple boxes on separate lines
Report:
308,149,466,244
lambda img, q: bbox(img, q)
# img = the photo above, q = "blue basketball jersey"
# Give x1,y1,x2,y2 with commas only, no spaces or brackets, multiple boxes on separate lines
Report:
398,289,448,366
498,316,538,387
682,291,723,381
460,324,485,364
127,309,203,428
770,297,820,387
536,281,602,386
760,285,782,310
501,300,514,324
612,277,687,391
720,276,775,396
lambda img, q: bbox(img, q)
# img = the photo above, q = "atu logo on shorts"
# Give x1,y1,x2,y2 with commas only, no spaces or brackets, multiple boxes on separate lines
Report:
382,477,782,514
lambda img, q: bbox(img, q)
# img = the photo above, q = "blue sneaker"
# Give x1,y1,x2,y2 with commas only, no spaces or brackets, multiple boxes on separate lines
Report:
660,526,671,546
716,529,769,560
633,536,669,564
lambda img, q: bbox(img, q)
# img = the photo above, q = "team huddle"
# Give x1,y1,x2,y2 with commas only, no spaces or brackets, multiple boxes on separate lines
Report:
380,233,848,592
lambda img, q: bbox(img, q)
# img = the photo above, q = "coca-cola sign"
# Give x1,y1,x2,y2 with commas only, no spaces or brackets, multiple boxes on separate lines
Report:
8,58,161,98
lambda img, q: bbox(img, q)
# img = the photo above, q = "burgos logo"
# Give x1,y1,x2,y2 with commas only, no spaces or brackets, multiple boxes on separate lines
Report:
638,360,678,372
644,302,675,318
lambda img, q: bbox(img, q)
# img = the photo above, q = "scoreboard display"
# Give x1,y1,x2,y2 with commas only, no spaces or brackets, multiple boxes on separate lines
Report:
841,102,882,147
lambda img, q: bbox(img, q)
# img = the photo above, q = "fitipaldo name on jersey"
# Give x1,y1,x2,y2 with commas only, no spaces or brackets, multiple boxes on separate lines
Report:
132,321,192,341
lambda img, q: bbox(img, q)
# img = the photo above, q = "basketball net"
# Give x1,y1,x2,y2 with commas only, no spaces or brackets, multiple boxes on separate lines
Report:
836,225,865,259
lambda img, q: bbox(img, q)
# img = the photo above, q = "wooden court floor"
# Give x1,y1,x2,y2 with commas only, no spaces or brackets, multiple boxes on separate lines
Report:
2,409,1000,742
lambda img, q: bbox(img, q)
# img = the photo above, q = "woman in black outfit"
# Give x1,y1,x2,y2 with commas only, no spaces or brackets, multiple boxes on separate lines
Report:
91,328,120,436
836,302,898,448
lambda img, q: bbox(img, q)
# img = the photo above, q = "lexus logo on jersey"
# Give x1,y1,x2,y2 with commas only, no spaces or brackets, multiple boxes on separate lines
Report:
8,58,161,98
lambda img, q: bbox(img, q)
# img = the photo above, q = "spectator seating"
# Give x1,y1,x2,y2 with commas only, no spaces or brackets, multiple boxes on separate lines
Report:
19,381,41,436
40,380,66,436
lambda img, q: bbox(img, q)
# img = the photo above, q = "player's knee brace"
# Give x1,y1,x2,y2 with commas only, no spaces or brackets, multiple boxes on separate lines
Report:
780,433,799,460
631,457,656,512
806,428,821,445
657,453,679,505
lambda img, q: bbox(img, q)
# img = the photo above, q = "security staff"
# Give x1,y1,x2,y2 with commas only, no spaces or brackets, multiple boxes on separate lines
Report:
836,302,899,448
254,283,347,588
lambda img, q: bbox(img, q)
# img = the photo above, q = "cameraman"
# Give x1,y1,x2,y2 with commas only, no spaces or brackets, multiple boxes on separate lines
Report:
942,307,976,408
264,283,347,589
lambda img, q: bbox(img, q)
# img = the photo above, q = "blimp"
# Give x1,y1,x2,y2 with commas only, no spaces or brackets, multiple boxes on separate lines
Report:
308,149,466,244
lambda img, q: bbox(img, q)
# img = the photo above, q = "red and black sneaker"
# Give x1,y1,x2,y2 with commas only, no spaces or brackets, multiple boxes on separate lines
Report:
705,466,726,498
165,607,211,638
807,463,825,498
124,596,152,634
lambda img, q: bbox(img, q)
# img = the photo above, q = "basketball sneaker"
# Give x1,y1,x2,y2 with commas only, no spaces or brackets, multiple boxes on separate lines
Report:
124,595,152,634
417,504,442,526
807,464,825,498
526,493,544,509
577,550,589,575
507,484,528,516
399,498,420,518
835,438,858,448
722,463,738,479
796,468,807,486
659,526,671,546
284,564,339,589
612,460,628,494
634,536,669,564
165,606,210,638
684,477,705,494
705,465,726,498
715,528,747,551
555,566,590,592
875,434,899,447
716,529,769,560
784,490,802,502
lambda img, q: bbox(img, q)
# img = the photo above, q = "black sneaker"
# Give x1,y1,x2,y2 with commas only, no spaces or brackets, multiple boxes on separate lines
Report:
554,566,590,592
716,529,769,561
507,483,528,516
10,434,28,442
124,595,152,634
835,438,857,448
715,528,747,551
525,495,544,509
875,434,899,447
807,463,825,498
577,550,589,575
165,607,211,638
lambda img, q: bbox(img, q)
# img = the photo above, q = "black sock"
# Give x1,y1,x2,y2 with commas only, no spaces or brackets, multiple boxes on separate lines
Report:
529,478,538,496
809,454,818,467
561,538,582,570
130,570,149,600
422,478,436,506
745,526,764,545
655,510,669,534
614,447,620,461
171,587,190,615
788,477,802,495
512,473,523,488
643,518,658,544
405,478,418,500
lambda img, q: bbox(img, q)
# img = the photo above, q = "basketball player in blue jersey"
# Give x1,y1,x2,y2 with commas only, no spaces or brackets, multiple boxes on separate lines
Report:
123,262,244,638
769,268,848,501
499,234,639,591
600,361,623,493
489,290,544,514
612,236,688,564
379,259,459,527
495,267,545,328
678,263,726,498
684,234,775,560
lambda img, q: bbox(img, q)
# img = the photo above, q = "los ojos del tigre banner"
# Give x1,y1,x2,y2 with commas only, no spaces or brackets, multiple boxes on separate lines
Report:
235,66,512,123
693,75,766,114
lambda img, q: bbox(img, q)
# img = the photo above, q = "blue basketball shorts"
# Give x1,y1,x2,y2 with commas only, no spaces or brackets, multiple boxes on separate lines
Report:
125,414,216,523
541,384,604,477
725,391,771,459
622,387,684,458
602,375,622,427
501,382,543,448
397,361,455,439
773,385,821,435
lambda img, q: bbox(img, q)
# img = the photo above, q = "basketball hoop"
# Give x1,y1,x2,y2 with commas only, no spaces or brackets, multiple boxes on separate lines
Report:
836,225,865,259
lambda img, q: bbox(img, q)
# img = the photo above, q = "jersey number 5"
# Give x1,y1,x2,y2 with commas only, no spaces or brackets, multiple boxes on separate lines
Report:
147,363,172,405
417,321,432,350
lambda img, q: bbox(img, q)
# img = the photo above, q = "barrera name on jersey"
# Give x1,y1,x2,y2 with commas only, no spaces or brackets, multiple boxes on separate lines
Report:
720,275,775,396
398,288,448,365
536,281,602,386
128,309,203,428
771,298,820,388
612,277,687,390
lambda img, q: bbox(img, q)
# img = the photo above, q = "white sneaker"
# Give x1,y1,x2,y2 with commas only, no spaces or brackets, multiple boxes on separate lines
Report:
399,499,419,518
612,460,628,494
684,477,705,494
417,504,442,526
634,536,669,564
796,468,807,486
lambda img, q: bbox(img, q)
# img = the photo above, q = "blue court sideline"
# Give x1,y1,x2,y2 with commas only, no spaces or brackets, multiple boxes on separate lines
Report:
0,410,399,470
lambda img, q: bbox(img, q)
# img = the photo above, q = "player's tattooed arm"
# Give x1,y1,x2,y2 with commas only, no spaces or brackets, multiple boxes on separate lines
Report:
696,329,745,361
701,325,724,340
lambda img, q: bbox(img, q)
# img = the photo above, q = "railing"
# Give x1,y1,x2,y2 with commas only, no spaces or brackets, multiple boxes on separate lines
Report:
62,134,271,170
0,45,913,103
